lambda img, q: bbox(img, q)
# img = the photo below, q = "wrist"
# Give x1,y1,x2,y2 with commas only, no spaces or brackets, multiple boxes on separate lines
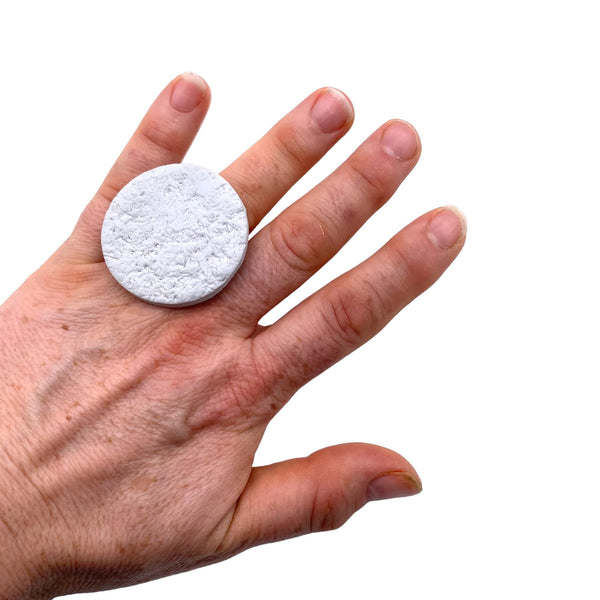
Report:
0,525,43,600
0,474,54,599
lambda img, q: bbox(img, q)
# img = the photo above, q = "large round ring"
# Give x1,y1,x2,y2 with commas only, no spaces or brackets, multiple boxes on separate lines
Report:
101,164,248,307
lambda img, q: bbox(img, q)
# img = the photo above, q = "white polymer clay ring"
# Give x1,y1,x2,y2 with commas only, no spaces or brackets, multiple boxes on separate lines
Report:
101,164,248,307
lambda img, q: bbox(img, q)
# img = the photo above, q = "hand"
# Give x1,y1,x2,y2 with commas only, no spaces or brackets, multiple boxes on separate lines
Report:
0,72,466,598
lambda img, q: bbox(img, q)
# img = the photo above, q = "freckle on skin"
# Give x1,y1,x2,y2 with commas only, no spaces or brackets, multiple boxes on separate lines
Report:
131,475,158,492
61,324,69,330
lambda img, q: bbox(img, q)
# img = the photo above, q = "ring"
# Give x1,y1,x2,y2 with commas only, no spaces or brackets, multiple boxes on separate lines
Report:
101,164,248,307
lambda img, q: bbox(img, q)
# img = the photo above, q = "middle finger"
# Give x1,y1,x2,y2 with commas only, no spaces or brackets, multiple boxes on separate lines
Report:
221,87,354,232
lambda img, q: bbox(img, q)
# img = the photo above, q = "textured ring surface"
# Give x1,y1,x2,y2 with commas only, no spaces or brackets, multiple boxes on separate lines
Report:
101,164,248,307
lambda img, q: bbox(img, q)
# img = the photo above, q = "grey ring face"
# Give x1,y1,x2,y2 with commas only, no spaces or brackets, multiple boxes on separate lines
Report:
101,164,248,307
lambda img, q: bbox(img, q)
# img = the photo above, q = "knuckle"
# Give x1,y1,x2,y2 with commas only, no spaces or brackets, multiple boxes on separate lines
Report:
138,118,181,155
184,340,273,429
269,210,329,274
309,483,354,533
274,126,312,171
155,309,232,363
222,371,268,423
346,158,388,207
324,282,385,347
385,242,415,289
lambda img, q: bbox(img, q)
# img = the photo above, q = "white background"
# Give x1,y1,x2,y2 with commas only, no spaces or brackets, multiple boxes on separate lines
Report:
1,1,599,598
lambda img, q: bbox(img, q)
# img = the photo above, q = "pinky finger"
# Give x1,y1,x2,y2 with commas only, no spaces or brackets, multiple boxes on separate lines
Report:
256,206,467,395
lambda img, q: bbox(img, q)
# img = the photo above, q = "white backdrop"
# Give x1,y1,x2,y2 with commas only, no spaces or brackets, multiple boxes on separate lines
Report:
1,1,598,598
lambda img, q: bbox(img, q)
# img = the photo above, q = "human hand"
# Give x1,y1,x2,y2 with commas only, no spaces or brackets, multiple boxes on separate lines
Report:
0,72,466,598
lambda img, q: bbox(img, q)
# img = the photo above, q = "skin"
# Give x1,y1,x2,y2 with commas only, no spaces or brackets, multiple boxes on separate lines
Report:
0,73,466,599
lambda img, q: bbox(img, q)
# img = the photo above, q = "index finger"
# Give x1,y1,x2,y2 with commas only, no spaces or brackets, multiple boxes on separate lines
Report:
68,72,211,263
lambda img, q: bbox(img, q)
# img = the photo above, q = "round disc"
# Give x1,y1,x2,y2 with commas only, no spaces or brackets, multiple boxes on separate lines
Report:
101,164,248,307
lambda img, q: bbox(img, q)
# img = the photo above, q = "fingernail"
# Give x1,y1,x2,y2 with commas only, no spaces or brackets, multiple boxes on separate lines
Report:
170,72,207,113
427,206,467,249
367,471,423,501
311,88,354,133
381,120,420,161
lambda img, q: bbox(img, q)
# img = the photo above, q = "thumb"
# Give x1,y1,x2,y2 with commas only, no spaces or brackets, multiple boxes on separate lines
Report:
224,443,422,549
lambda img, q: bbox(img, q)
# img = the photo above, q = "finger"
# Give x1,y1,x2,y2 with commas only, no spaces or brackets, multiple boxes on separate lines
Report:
256,206,467,394
219,120,420,324
69,72,211,262
221,443,421,549
221,87,353,232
